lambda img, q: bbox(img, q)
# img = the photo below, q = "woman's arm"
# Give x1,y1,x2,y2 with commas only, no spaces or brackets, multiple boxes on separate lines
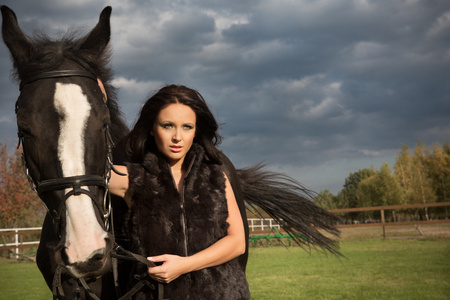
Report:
147,172,246,283
108,165,130,206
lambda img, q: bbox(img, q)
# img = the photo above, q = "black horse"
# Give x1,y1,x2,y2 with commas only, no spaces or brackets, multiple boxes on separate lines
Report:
1,5,341,299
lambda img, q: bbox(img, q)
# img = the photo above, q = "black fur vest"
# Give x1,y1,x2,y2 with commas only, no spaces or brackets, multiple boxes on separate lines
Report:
126,144,250,299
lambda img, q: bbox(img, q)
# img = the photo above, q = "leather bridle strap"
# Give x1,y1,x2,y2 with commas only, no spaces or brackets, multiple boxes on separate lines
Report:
36,174,108,238
19,70,97,90
37,175,106,196
111,245,168,300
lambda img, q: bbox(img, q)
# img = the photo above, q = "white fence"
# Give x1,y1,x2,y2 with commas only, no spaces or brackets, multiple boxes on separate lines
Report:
0,227,41,259
247,218,280,232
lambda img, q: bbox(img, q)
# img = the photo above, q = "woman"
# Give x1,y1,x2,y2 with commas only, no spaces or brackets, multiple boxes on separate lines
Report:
110,85,250,299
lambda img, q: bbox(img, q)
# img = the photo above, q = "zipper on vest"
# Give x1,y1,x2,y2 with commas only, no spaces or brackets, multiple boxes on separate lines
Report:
169,172,188,257
181,156,195,257
167,156,196,258
180,184,188,257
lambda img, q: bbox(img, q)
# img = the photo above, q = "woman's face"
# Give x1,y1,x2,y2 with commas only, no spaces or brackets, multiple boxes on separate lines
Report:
151,103,196,168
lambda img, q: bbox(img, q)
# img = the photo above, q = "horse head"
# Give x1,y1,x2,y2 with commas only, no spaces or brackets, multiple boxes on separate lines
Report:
1,6,116,279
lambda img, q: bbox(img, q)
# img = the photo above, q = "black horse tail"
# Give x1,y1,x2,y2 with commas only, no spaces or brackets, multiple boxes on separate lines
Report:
236,164,342,256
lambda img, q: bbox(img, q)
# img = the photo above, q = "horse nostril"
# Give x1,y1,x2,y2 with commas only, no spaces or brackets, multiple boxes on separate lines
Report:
89,248,106,261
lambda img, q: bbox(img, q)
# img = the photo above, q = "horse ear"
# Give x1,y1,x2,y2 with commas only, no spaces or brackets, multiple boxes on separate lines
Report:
79,6,112,54
1,5,32,66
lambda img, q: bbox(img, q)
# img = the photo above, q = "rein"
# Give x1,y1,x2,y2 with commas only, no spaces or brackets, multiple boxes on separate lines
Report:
17,70,167,300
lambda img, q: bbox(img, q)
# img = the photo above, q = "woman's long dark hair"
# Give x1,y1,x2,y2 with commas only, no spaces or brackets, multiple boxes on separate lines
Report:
124,84,222,163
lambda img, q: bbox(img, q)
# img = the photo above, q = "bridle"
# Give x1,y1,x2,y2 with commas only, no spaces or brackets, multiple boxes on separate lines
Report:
19,70,97,91
17,70,114,236
16,70,168,300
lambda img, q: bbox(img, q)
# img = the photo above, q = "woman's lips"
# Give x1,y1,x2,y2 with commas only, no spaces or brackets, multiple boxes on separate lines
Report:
170,145,182,153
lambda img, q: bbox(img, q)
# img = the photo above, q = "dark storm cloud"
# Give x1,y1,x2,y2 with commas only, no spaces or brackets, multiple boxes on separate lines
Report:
1,0,449,193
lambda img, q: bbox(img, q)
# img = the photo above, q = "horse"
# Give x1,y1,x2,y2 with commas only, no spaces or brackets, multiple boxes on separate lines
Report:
1,5,341,299
1,6,130,299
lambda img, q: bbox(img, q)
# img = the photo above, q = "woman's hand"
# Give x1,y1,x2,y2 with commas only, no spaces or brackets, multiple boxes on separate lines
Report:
147,254,191,283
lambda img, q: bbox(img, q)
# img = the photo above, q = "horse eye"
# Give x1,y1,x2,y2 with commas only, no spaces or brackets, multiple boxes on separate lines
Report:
103,121,111,129
17,126,32,138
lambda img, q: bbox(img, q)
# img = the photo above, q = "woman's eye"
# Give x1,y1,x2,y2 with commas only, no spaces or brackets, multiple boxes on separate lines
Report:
183,125,194,130
161,124,173,129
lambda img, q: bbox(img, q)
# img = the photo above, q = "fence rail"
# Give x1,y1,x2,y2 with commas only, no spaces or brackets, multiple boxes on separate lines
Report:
328,201,450,213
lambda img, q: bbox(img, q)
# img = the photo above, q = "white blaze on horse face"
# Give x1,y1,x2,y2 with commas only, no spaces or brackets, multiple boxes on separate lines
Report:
54,83,107,263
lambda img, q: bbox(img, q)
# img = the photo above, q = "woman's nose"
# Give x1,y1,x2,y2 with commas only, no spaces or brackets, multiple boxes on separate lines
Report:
172,129,182,141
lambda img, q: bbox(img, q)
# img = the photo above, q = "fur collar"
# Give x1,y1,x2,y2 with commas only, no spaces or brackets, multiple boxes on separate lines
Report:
140,143,206,178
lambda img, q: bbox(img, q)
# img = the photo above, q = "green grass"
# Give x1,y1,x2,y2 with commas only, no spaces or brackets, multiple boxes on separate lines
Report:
0,261,50,299
1,238,449,299
247,238,450,299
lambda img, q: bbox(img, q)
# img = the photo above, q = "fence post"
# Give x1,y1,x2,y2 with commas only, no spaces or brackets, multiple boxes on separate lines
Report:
15,229,19,259
381,209,386,238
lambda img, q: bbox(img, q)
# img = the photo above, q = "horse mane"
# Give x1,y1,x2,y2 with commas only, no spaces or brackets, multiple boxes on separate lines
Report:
10,30,129,144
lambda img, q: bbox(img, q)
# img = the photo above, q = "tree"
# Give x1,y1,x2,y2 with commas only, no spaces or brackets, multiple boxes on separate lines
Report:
315,189,338,210
0,140,44,228
342,168,376,207
410,141,436,220
340,168,376,222
394,144,414,205
355,175,378,221
427,142,450,203
357,162,403,221
376,162,404,207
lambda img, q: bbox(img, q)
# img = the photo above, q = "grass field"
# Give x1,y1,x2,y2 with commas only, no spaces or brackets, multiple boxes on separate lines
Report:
247,238,450,299
1,225,449,299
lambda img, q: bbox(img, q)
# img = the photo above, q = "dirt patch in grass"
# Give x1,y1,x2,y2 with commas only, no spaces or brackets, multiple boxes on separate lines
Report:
337,223,450,241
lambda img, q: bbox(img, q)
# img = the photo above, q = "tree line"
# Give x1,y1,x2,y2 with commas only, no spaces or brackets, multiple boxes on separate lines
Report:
0,140,44,229
316,140,450,223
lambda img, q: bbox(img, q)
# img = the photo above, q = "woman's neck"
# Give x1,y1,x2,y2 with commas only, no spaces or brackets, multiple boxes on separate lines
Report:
170,166,185,193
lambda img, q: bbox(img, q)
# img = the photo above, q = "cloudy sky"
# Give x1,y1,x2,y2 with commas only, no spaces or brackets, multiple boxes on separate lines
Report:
1,0,449,194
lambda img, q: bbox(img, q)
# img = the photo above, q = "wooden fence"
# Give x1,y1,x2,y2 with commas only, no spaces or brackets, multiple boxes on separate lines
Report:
329,201,450,238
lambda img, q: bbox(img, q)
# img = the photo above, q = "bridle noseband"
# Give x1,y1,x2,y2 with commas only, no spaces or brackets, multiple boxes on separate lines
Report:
17,70,114,236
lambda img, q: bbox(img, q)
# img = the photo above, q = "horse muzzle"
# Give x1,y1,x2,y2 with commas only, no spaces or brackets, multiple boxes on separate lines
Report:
59,234,114,279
